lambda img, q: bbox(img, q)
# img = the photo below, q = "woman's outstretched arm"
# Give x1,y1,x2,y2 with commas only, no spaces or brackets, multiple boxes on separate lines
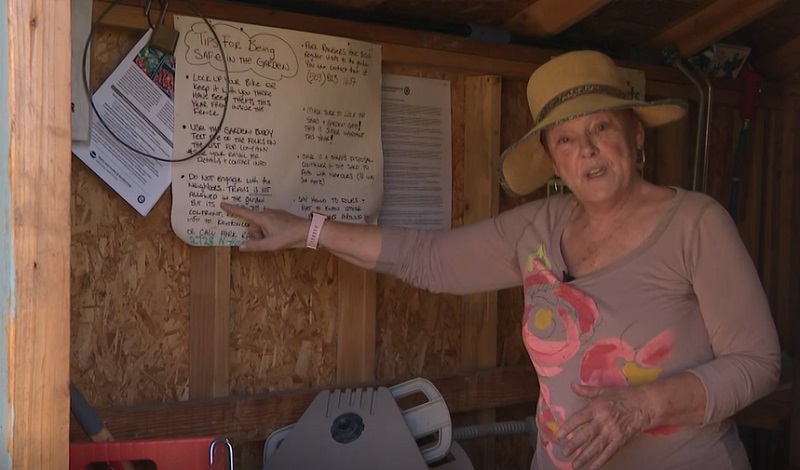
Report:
220,203,383,269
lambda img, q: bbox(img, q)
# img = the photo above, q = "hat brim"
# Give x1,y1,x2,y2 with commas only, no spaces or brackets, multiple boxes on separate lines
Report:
499,96,687,197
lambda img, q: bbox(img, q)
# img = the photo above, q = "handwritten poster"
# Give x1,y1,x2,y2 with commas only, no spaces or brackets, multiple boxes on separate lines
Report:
171,16,383,246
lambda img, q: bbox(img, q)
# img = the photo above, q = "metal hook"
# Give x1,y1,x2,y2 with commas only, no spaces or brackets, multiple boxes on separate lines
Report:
209,437,234,470
145,0,169,29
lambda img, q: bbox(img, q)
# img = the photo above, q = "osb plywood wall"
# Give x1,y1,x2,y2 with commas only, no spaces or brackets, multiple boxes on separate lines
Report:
70,27,486,407
71,27,192,407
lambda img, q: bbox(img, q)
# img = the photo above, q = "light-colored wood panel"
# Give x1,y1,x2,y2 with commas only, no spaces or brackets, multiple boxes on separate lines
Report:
461,75,502,367
6,0,72,467
461,75,501,369
336,260,376,384
460,75,502,469
189,247,231,399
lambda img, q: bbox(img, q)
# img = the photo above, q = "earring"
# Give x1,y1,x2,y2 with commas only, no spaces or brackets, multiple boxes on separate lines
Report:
636,148,646,177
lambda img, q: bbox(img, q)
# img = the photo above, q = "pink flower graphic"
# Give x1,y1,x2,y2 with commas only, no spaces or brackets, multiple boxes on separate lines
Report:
522,260,599,376
579,329,678,435
536,384,572,470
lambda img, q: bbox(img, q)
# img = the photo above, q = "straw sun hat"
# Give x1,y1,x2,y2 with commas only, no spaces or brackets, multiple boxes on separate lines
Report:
499,50,688,197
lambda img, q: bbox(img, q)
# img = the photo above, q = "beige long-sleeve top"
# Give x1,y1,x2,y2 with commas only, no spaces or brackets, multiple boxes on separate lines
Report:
375,187,780,470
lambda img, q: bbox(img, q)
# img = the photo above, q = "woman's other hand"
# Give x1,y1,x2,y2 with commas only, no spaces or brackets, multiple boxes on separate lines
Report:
558,382,652,470
220,203,308,251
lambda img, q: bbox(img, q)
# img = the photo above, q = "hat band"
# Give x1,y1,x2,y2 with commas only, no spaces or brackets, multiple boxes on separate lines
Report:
535,84,629,125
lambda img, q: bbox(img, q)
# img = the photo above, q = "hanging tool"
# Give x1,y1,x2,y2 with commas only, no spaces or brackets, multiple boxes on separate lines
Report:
70,382,136,470
728,63,762,222
663,46,712,193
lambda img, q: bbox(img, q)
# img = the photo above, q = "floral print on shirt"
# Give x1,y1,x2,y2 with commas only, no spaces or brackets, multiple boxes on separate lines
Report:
523,244,678,467
522,248,600,377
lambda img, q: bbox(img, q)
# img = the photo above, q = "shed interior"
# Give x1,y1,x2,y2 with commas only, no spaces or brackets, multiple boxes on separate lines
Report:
64,0,800,468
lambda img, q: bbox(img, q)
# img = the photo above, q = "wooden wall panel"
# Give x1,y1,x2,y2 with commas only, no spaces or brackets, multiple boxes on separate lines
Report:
336,260,376,384
374,66,465,382
189,246,231,399
6,0,72,467
458,75,502,468
229,249,338,394
71,28,192,408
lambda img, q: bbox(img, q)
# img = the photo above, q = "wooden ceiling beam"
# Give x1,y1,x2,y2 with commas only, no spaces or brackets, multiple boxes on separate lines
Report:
504,0,612,37
757,36,800,82
648,0,787,57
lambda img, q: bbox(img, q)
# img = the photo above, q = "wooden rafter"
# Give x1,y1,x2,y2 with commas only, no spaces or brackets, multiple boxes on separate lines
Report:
648,0,787,57
504,0,611,37
757,36,800,81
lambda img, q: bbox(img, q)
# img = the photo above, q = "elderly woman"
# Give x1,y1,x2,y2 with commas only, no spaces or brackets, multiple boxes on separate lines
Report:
222,50,780,470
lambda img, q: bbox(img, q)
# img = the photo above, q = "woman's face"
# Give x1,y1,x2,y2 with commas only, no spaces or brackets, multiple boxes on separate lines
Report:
544,109,644,205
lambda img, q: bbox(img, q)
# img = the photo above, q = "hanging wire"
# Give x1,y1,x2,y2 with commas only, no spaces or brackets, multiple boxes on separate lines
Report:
82,0,231,163
145,0,168,29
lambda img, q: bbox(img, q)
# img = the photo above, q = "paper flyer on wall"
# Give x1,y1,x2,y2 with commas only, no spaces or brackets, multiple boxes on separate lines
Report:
72,30,175,217
170,16,383,246
379,74,452,229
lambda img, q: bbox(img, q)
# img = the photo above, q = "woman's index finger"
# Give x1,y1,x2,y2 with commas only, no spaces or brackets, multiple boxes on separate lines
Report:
220,202,255,220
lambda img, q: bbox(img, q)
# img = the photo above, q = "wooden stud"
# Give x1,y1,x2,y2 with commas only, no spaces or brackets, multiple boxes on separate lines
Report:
4,0,72,467
460,75,502,469
336,260,376,384
648,0,787,57
189,247,231,399
461,75,502,367
505,0,611,37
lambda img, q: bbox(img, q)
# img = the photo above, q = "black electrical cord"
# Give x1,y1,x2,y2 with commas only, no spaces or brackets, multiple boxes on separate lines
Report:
82,0,231,163
146,0,167,29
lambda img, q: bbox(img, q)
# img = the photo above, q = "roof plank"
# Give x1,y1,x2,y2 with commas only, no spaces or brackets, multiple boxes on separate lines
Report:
648,0,787,57
504,0,612,37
